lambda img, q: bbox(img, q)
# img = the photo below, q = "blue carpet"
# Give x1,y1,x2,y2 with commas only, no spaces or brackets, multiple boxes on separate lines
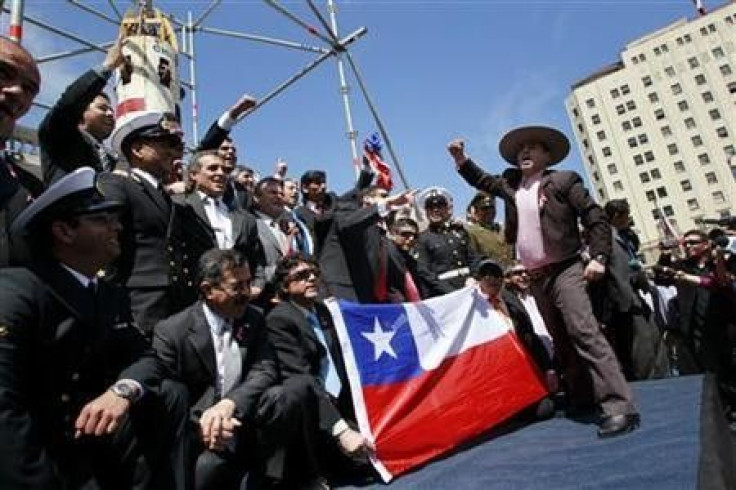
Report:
337,376,706,489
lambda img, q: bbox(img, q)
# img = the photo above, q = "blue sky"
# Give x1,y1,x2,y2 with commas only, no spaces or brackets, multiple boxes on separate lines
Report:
10,0,715,210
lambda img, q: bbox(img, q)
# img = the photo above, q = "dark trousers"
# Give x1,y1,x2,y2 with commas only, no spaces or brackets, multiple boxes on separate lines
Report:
129,287,172,338
194,376,317,490
64,379,191,490
530,259,636,417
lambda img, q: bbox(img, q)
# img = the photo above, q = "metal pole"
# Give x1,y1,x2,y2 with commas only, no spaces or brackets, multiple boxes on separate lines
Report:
193,0,222,28
196,25,329,54
107,0,123,21
1,9,107,53
67,0,120,25
343,49,410,190
37,41,115,64
9,0,23,42
262,0,335,45
187,11,199,145
325,0,360,172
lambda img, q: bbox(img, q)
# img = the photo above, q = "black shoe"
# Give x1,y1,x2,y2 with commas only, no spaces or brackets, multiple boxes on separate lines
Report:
597,413,640,438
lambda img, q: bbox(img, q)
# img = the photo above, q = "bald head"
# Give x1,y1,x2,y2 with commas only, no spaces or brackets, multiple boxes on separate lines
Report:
0,37,40,141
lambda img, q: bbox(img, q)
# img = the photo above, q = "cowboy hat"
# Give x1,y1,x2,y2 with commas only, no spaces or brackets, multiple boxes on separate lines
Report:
498,125,570,166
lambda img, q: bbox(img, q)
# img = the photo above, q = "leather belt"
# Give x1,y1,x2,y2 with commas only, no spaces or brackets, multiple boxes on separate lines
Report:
438,267,470,280
527,257,579,281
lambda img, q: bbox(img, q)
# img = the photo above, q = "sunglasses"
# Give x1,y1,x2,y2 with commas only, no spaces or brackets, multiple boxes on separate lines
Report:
683,239,706,246
288,267,321,282
143,134,184,149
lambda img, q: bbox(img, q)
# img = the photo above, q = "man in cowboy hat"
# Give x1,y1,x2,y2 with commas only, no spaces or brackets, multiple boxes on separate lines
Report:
0,167,190,489
448,126,639,438
415,186,481,291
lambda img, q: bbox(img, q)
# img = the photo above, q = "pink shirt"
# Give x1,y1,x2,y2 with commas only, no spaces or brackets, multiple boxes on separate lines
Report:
515,173,550,270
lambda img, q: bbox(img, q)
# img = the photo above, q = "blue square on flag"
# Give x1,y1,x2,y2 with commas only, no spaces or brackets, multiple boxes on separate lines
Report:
338,301,423,386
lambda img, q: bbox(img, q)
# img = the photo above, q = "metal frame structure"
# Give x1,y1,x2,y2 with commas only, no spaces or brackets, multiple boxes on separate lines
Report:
1,0,410,188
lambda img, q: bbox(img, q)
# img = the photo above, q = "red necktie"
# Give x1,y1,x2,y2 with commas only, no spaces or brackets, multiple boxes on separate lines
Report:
403,271,421,302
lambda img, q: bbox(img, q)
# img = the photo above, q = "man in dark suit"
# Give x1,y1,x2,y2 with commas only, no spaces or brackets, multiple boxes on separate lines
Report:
154,249,312,489
449,126,639,438
0,36,42,267
0,168,190,489
99,111,191,336
267,255,374,484
176,150,266,304
39,35,125,185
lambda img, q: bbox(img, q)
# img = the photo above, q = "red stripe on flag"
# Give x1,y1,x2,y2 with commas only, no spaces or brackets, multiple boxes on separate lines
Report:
116,98,146,119
362,332,547,478
9,25,22,40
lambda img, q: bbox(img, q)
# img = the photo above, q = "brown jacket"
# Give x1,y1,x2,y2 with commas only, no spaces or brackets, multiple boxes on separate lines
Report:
457,158,611,264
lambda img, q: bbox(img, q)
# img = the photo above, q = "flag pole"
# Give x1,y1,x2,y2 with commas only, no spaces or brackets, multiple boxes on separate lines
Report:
692,0,707,16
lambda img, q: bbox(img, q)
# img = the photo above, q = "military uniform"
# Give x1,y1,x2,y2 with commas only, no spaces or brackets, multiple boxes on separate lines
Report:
466,222,514,268
416,222,481,290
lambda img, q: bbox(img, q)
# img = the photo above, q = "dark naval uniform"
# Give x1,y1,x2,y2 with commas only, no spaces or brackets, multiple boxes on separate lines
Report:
416,222,481,290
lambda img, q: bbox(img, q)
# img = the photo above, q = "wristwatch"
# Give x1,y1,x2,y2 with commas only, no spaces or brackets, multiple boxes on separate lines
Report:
594,254,608,266
109,381,138,402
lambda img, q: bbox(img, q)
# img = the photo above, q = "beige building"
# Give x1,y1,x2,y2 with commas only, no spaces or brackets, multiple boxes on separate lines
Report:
566,2,736,261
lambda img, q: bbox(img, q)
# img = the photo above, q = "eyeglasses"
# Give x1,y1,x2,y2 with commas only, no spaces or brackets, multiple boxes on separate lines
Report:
287,267,320,283
214,281,250,296
683,240,705,247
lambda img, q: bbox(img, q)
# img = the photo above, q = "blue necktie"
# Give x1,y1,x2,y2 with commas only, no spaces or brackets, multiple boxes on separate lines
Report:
307,312,342,397
291,212,314,256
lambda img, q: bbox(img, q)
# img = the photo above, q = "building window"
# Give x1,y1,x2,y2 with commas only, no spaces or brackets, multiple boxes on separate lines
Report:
572,108,579,118
695,74,707,85
661,125,672,137
665,66,676,77
634,154,644,166
723,144,735,156
586,98,595,108
651,169,662,179
622,120,632,131
632,57,639,65
692,135,703,147
657,186,668,198
687,198,700,210
648,92,659,103
702,91,714,103
588,155,595,166
663,205,674,217
640,172,651,183
700,26,709,36
638,134,649,144
674,161,685,172
613,181,623,192
610,88,620,98
678,100,689,111
583,138,589,149
607,164,617,175
728,81,736,93
598,189,605,200
668,143,679,155
721,64,733,76
628,137,638,148
642,75,652,87
671,83,682,95
621,84,630,95
684,117,696,129
681,180,692,191
708,23,716,33
710,109,722,120
654,108,665,120
705,172,718,184
616,104,626,115
626,100,637,111
713,47,725,58
688,56,700,68
591,114,601,124
596,130,606,141
698,153,711,165
646,190,656,201
644,151,655,162
654,46,661,55
592,171,600,182
632,116,642,128
684,34,692,43
717,127,729,138
639,53,646,62
713,191,726,204
602,147,612,157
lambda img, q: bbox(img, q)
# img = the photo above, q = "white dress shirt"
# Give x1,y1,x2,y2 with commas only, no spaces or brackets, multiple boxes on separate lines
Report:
202,302,242,396
199,191,234,249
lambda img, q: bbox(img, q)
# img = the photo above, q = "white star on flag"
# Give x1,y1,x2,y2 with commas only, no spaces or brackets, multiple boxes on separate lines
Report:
362,317,398,361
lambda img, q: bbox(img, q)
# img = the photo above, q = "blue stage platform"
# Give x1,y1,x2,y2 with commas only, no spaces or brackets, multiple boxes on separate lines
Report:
337,375,735,489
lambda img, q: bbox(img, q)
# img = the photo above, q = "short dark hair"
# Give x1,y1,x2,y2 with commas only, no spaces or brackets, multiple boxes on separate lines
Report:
196,248,248,292
604,199,630,220
683,229,708,242
254,176,283,197
300,170,326,188
273,253,318,295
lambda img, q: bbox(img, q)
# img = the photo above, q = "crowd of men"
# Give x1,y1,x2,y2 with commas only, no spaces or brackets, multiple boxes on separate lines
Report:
0,34,735,490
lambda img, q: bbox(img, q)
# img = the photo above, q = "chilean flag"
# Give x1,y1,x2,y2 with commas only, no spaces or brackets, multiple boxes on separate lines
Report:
327,287,548,482
363,133,393,191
